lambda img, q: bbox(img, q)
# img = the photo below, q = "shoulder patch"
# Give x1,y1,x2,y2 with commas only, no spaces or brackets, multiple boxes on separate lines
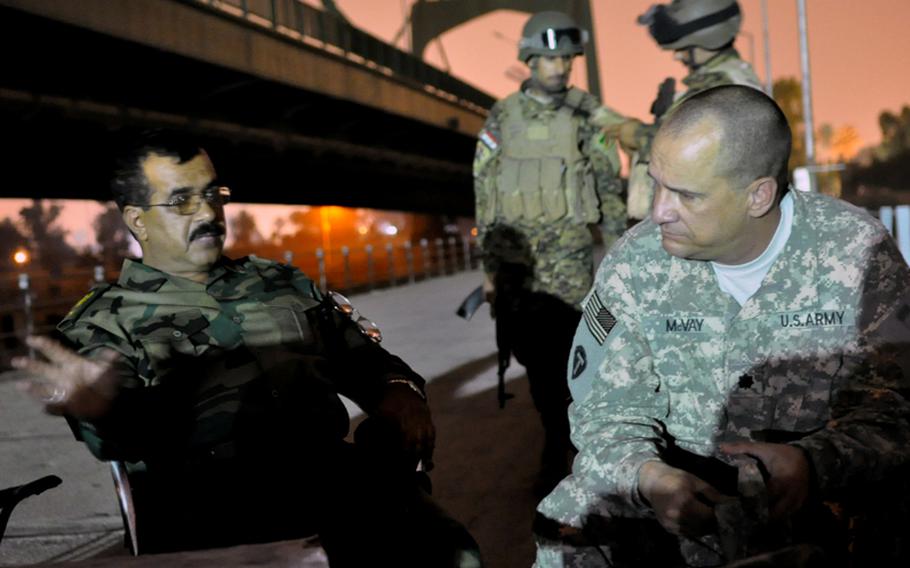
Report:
245,255,278,269
60,284,112,328
479,129,499,151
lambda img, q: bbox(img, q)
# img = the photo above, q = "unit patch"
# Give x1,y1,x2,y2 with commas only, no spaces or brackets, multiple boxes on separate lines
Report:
571,345,587,379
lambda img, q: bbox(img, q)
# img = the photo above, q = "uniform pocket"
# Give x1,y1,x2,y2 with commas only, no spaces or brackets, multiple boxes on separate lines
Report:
518,159,543,220
725,391,775,439
769,359,835,432
540,157,567,221
497,157,523,220
480,175,497,225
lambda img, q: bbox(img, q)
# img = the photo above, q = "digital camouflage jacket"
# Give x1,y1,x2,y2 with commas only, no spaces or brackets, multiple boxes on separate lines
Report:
536,190,910,565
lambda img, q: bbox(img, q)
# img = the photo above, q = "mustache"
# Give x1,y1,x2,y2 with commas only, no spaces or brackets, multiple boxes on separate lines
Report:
190,223,225,241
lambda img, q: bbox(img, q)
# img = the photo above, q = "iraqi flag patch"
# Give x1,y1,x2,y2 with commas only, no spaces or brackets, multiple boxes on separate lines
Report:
479,129,499,151
583,291,617,345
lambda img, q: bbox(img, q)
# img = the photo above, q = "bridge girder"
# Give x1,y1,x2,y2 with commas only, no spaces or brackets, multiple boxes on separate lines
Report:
0,1,482,215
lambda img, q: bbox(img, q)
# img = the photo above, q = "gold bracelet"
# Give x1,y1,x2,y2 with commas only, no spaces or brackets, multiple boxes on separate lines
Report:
386,378,426,400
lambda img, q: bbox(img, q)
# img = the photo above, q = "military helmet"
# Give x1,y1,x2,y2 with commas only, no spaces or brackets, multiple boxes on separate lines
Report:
638,0,742,51
518,11,588,62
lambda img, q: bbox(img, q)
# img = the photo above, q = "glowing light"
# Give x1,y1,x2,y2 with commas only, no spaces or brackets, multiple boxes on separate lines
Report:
380,223,398,236
13,248,29,265
470,227,478,237
357,225,369,235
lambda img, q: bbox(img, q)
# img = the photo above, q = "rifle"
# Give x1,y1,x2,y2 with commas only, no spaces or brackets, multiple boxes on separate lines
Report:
654,423,774,560
493,304,515,409
455,273,520,409
650,77,677,120
455,286,486,321
655,424,843,564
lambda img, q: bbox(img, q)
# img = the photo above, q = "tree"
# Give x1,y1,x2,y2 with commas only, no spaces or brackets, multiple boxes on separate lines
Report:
226,209,267,257
831,126,861,161
773,78,856,197
0,218,28,271
772,77,807,173
843,105,910,203
93,204,134,267
876,105,910,161
18,200,80,273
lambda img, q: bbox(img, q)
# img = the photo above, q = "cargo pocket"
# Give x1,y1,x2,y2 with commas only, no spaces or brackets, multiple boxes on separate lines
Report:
540,157,567,221
725,391,775,440
497,157,524,220
479,175,497,225
518,159,544,220
135,311,217,384
770,359,835,433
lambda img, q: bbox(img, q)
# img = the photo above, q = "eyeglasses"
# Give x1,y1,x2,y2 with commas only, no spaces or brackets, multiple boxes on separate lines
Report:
145,186,231,216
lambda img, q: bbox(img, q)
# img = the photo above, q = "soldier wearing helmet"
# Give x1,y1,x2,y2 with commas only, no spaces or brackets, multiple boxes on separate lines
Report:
473,11,624,496
603,0,762,221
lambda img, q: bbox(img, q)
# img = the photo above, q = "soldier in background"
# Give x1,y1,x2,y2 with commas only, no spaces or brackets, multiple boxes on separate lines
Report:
535,86,910,567
11,131,480,567
473,11,625,495
604,0,762,221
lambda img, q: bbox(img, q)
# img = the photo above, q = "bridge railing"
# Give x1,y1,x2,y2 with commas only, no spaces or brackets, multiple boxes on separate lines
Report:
192,0,495,112
877,205,910,264
0,236,480,367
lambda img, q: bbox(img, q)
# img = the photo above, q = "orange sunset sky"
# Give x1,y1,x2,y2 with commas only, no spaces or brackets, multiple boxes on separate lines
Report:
2,0,908,250
332,0,910,151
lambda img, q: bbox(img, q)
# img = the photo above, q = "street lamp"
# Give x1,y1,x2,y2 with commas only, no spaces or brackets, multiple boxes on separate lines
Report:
12,247,34,358
12,247,29,267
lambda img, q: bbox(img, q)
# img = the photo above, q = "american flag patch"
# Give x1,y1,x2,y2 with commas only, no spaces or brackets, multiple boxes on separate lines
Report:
583,291,617,345
479,129,499,150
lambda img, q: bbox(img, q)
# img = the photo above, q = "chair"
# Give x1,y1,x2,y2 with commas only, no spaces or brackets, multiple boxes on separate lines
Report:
109,461,139,555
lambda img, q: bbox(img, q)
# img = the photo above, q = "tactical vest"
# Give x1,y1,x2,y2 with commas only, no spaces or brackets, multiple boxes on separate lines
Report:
487,88,600,225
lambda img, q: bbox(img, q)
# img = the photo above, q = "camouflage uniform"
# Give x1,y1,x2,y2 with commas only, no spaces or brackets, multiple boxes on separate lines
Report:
57,255,453,559
474,84,624,490
623,48,762,218
60,255,423,462
535,190,910,566
474,84,625,307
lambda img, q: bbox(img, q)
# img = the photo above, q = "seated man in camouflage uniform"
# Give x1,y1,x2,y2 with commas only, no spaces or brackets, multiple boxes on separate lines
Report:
12,131,479,566
534,86,910,566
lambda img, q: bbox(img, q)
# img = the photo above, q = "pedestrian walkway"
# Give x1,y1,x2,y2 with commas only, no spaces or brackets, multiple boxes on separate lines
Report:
0,270,545,568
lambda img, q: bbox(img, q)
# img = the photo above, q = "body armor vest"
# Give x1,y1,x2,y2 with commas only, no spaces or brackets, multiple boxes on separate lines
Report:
487,88,600,225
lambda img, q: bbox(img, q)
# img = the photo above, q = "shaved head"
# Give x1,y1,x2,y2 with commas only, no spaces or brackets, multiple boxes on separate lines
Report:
658,85,792,198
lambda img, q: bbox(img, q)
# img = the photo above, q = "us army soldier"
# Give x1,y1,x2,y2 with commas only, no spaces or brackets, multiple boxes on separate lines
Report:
535,86,910,566
605,0,762,221
473,11,624,494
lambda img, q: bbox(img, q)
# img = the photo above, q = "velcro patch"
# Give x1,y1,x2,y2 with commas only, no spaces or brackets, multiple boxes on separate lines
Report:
583,291,617,344
479,129,499,151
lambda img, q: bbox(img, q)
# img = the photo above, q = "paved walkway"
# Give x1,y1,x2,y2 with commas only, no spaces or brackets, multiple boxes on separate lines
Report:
0,270,545,567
